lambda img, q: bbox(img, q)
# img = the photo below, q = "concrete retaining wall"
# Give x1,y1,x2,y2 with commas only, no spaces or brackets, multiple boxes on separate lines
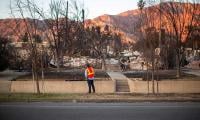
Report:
128,78,200,93
3,78,200,94
0,81,11,93
10,80,115,93
158,80,200,93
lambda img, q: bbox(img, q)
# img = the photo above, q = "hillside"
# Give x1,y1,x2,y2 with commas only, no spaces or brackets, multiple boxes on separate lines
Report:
0,2,199,44
85,2,199,44
0,18,46,42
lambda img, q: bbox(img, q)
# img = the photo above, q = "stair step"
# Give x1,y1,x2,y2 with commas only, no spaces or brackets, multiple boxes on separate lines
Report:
116,80,127,82
117,88,129,91
117,85,128,86
117,87,129,89
107,71,130,93
116,84,130,92
117,83,128,85
116,81,128,83
116,90,130,92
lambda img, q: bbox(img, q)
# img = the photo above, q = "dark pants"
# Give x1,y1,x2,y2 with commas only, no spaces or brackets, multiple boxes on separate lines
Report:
87,80,95,93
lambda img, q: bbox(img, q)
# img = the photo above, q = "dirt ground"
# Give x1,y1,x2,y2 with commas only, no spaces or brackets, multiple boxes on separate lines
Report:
15,69,110,81
124,70,200,80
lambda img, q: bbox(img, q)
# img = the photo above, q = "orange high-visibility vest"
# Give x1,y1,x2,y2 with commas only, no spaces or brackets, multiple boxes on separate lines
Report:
86,67,94,78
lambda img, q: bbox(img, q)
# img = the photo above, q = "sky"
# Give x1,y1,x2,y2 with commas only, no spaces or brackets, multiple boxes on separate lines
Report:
0,0,139,19
83,0,138,18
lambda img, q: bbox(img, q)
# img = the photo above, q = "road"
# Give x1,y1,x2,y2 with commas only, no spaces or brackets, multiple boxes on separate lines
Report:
0,102,200,120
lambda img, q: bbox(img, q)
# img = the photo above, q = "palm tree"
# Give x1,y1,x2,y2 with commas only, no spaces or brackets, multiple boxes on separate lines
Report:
137,0,146,10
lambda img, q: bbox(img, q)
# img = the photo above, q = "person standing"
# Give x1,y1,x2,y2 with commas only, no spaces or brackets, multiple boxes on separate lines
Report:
85,63,95,93
120,57,125,71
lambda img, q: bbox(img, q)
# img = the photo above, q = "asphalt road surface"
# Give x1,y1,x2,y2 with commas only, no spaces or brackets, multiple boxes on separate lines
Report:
0,102,200,120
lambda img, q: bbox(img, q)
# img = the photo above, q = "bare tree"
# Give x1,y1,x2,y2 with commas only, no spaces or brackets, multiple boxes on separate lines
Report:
10,0,44,93
85,26,106,69
136,0,160,94
32,0,86,72
135,0,199,95
160,0,200,77
84,25,120,70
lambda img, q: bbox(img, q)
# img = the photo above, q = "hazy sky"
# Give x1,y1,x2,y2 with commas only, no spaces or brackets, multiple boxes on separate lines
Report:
0,0,139,19
84,0,138,18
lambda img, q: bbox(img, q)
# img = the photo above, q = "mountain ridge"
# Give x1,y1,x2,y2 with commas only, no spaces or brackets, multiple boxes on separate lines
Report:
0,2,199,44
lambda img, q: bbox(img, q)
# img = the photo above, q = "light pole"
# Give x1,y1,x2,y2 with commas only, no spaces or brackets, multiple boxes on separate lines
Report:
159,0,162,50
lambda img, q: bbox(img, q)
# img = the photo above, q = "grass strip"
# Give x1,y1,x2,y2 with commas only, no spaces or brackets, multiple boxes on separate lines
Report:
1,93,200,102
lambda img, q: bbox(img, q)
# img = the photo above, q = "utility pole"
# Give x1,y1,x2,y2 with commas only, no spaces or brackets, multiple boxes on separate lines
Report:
41,44,44,80
159,0,162,50
81,8,85,54
82,9,85,25
65,0,68,47
64,0,68,54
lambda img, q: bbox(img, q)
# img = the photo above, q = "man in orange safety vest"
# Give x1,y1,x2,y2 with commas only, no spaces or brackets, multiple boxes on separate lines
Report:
85,63,95,93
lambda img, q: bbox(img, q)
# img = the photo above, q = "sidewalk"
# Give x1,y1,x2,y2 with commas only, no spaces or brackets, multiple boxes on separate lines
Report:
183,68,200,77
0,70,29,93
0,70,29,81
107,72,128,80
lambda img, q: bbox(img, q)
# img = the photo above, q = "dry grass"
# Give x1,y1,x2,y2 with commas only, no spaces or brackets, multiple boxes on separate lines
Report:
1,93,200,102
